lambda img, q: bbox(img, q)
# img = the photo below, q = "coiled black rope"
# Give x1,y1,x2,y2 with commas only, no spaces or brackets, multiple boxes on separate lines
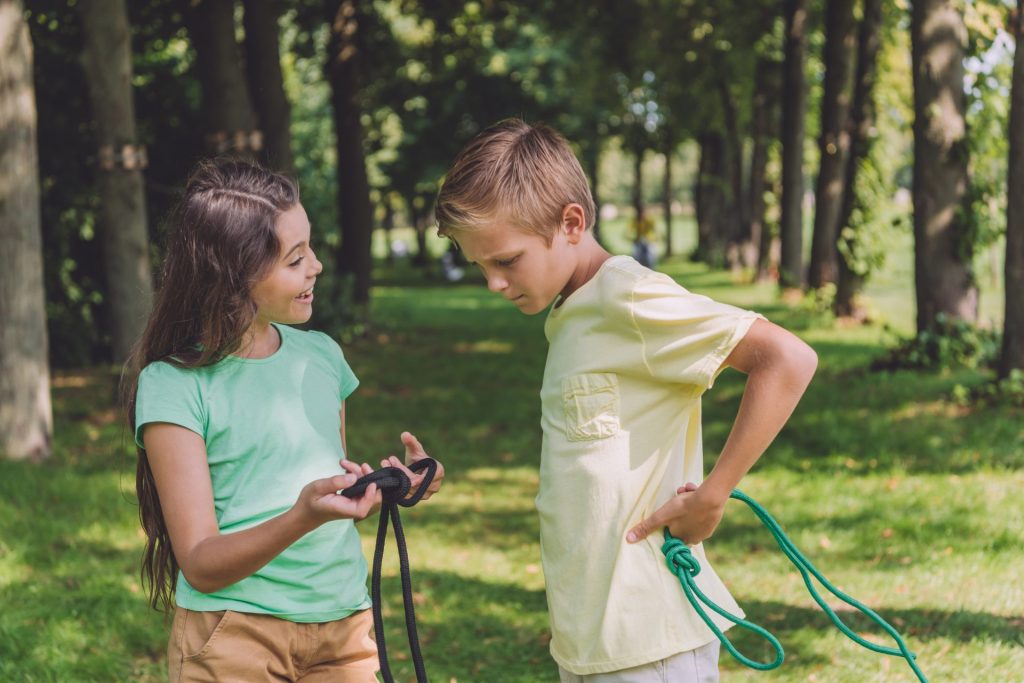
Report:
341,458,437,683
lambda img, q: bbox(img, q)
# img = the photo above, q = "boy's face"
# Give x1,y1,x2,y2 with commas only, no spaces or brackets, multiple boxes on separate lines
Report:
452,217,581,315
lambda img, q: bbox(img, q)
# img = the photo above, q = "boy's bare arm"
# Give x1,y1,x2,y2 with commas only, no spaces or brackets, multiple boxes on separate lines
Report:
627,318,817,545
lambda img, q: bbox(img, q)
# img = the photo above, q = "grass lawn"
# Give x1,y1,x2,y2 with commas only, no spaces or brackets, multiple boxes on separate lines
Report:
1,237,1020,681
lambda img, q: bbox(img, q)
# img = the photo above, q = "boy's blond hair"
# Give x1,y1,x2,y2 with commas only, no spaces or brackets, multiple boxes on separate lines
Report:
435,119,596,243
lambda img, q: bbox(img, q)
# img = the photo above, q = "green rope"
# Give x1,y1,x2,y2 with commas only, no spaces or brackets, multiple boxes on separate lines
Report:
660,488,928,682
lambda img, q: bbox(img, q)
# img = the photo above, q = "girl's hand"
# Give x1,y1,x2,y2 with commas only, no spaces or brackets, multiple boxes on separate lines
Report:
625,482,727,546
380,431,445,501
294,460,379,527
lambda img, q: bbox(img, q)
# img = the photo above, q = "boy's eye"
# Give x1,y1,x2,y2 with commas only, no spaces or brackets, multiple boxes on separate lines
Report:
496,255,519,267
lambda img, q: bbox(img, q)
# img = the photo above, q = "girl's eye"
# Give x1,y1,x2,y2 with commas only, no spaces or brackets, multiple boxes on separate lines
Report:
289,256,305,267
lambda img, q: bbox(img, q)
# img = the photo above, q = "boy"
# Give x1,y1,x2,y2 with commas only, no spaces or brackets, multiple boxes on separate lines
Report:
434,119,817,682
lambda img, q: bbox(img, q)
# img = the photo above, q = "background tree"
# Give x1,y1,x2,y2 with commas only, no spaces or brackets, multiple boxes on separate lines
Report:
809,0,857,289
77,0,154,363
1002,0,1024,378
910,0,978,332
0,0,53,460
780,0,810,288
834,0,884,317
242,0,295,172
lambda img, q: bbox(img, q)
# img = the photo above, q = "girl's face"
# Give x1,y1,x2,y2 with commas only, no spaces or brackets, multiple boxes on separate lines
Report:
250,203,322,326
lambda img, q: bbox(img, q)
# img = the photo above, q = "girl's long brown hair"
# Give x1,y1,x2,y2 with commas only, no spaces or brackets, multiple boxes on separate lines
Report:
123,158,299,612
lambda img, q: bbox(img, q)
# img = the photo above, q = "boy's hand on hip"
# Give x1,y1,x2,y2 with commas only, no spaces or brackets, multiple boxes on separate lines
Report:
380,431,445,501
626,483,727,546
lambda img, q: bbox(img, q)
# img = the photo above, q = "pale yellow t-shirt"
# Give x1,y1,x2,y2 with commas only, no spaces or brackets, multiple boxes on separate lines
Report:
538,255,762,675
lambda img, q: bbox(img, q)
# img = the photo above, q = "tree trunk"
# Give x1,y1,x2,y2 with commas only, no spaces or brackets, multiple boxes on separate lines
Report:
662,134,674,259
911,0,978,332
809,0,857,289
632,145,644,220
1000,0,1024,377
0,1,53,460
187,0,260,157
584,144,602,245
242,0,294,172
718,79,747,268
780,0,809,288
747,59,776,272
326,0,374,308
835,0,883,317
77,0,154,363
410,199,430,267
695,132,729,267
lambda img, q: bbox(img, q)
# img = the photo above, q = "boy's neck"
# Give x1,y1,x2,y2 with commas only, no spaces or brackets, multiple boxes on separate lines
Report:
559,235,612,303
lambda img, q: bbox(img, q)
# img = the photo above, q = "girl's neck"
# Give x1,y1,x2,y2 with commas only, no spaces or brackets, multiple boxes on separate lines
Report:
237,320,281,359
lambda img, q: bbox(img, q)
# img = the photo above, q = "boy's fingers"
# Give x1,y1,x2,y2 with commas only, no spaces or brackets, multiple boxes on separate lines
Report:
401,431,428,462
626,508,666,544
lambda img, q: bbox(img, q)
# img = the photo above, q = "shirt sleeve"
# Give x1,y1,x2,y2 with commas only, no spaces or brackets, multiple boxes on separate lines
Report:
134,362,207,448
629,273,763,390
315,332,359,401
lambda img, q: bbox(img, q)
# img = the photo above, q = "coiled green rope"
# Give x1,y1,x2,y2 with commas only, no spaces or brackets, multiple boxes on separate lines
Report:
661,488,928,682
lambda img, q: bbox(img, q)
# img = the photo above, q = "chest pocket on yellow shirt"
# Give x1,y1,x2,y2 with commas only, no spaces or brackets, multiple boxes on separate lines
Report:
562,373,621,441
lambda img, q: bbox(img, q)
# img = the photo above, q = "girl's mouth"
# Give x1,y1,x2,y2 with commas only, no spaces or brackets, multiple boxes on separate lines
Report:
296,287,314,302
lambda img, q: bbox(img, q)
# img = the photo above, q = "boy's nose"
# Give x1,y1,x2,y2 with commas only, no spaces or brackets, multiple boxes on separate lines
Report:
486,274,508,293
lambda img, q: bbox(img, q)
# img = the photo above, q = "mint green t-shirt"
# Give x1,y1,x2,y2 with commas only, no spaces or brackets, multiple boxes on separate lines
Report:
135,324,369,622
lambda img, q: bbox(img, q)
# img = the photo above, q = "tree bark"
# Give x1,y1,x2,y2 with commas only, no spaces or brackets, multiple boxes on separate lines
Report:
77,0,154,363
1001,0,1024,377
747,59,776,273
326,0,374,307
718,79,746,268
695,131,729,267
835,0,883,317
187,0,260,157
809,0,857,289
242,0,294,172
780,0,809,288
662,133,674,259
632,145,644,221
911,0,978,332
0,1,53,460
584,144,602,245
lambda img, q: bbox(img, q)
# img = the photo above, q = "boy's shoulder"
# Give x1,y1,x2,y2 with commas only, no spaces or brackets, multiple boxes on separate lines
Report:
594,256,686,299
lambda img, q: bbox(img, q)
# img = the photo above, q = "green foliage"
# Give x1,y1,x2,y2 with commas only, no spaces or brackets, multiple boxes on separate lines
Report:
954,369,1024,408
874,313,1002,371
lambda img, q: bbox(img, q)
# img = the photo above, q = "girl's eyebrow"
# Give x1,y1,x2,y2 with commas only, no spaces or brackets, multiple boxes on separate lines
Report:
283,241,306,259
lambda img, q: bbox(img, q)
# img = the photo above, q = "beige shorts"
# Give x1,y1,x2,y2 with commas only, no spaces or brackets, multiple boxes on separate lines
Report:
167,607,379,682
558,641,720,683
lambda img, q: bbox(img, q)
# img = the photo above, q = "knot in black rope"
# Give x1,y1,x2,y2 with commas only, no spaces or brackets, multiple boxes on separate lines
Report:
341,458,437,683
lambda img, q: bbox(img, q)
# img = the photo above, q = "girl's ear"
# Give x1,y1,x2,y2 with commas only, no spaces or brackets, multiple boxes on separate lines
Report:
561,203,587,244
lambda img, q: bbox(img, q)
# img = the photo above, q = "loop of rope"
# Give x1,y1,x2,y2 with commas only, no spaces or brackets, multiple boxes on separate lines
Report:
661,489,928,682
342,458,437,683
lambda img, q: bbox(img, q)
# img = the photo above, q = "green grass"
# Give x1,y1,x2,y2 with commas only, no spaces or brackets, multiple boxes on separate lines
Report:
2,249,1021,681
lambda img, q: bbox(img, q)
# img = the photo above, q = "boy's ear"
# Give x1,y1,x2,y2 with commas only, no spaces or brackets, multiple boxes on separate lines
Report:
561,203,587,244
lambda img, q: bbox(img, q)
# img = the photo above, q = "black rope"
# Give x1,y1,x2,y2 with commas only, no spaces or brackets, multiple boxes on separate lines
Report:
341,458,437,683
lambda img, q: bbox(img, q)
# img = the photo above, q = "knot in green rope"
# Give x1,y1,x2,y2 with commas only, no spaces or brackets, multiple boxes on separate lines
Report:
661,535,701,578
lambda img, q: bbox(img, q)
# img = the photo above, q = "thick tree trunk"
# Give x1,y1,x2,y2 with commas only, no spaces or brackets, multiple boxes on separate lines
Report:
662,134,674,259
326,0,374,307
780,0,809,288
835,0,883,317
187,0,260,157
911,0,978,332
77,0,154,363
1001,0,1024,377
809,0,857,289
0,1,53,460
242,0,294,173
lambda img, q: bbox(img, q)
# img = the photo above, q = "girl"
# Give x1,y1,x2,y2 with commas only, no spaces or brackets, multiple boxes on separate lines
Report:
124,158,443,682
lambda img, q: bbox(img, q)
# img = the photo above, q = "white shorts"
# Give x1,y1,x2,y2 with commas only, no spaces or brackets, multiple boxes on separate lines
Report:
557,641,720,683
